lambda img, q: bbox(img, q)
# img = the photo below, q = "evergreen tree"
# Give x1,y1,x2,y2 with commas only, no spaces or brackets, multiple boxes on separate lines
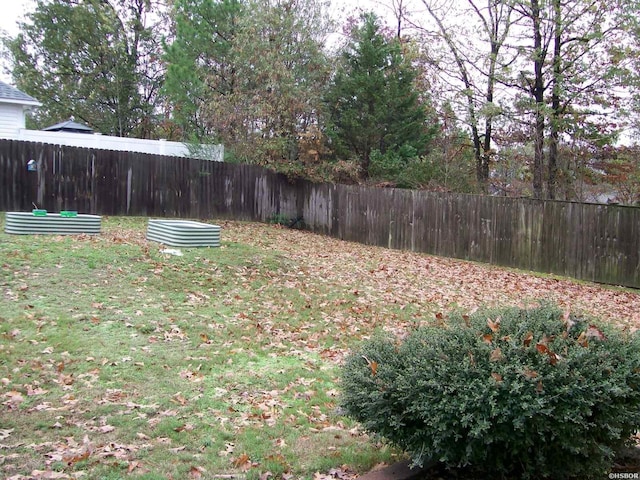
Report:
324,13,435,178
163,0,244,141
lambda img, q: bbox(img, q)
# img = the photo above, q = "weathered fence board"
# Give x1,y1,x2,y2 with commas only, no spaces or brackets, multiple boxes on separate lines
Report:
0,139,638,288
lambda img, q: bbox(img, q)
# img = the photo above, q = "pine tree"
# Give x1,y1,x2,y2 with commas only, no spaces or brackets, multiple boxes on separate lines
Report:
163,0,244,141
324,13,435,178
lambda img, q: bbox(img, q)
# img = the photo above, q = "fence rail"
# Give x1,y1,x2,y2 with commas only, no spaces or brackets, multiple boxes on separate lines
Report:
1,140,638,288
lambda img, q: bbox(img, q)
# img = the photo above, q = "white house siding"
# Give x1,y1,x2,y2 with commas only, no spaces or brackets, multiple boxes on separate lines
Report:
0,104,25,139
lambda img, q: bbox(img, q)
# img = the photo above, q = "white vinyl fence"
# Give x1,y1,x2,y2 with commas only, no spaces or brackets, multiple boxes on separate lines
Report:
15,129,224,161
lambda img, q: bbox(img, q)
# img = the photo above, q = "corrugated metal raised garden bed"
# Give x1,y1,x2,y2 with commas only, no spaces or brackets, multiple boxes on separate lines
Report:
146,219,221,247
5,211,102,235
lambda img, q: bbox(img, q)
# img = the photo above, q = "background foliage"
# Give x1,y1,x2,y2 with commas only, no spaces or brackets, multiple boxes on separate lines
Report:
6,0,167,138
3,0,640,200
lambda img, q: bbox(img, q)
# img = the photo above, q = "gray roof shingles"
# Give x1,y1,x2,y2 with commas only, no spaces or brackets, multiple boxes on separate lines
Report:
0,80,40,105
43,119,93,132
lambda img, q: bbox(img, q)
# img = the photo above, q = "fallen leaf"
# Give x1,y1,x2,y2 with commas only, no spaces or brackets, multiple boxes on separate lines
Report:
562,309,576,331
190,466,207,478
585,325,606,341
4,391,24,405
27,385,48,396
6,328,20,338
489,347,503,362
273,438,287,448
174,424,195,433
58,373,74,385
536,343,550,355
29,470,71,479
468,351,476,366
64,451,89,465
535,343,561,364
487,317,501,333
328,467,357,480
577,331,588,347
219,442,235,457
548,351,560,365
232,453,252,471
362,356,378,376
172,393,188,406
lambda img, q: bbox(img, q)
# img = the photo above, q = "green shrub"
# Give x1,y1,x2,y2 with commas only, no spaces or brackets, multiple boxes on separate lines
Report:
341,304,640,479
369,144,418,180
267,213,305,229
395,155,444,189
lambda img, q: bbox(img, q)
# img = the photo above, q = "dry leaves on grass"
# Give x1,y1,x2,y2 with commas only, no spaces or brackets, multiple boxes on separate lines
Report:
222,222,640,330
3,219,638,479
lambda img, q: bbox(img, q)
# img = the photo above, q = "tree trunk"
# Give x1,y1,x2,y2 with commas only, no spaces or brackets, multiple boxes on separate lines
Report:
483,38,500,186
472,122,484,186
531,0,545,199
548,0,562,200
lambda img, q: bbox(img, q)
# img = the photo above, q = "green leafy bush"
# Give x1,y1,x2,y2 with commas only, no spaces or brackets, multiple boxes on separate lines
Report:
267,213,305,229
368,144,479,192
341,304,640,479
369,144,418,180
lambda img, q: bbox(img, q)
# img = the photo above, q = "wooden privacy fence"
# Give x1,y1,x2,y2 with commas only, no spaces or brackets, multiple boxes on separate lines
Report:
301,184,640,288
1,139,639,288
0,140,296,220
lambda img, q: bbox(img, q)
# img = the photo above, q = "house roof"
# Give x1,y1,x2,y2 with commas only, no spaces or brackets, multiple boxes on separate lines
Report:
0,81,41,107
43,119,94,133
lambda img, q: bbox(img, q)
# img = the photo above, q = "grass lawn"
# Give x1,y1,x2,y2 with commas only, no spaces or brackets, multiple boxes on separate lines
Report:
1,214,639,480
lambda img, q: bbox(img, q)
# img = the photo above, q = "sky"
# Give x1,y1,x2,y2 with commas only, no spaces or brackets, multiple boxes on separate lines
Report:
0,0,35,82
1,0,34,37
